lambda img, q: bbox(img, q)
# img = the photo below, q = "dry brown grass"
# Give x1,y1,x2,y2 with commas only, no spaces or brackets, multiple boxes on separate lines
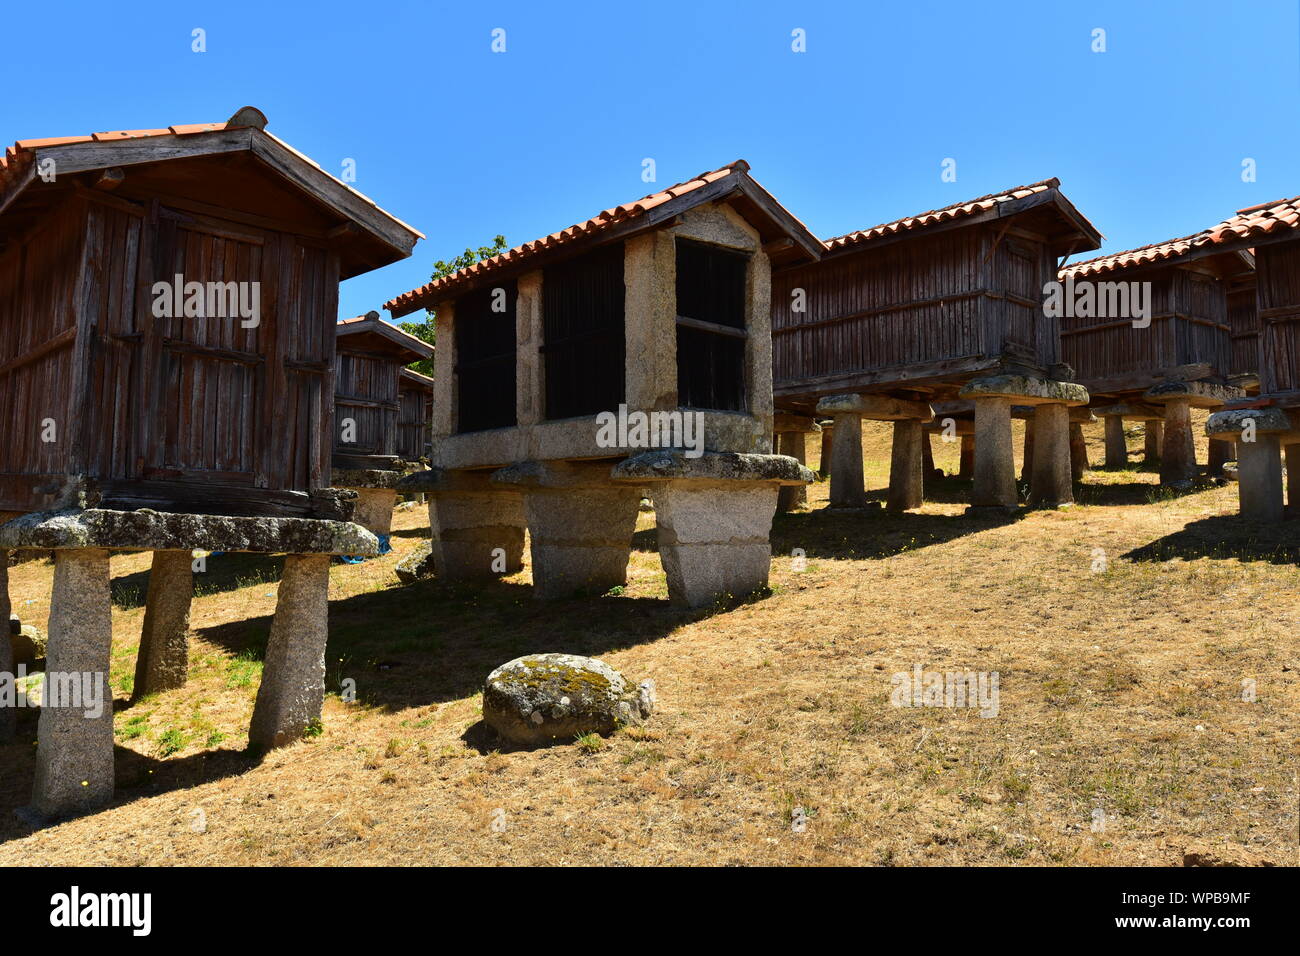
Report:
0,415,1296,866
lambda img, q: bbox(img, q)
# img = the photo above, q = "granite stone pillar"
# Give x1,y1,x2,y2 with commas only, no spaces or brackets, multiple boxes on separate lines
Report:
31,549,114,819
1069,423,1088,481
1028,403,1073,508
1103,415,1127,468
1237,436,1284,522
248,553,331,752
958,434,975,479
971,397,1017,510
1020,419,1035,483
425,476,526,581
887,419,924,512
828,413,866,508
1144,420,1163,466
776,431,809,512
1207,439,1233,478
132,549,193,700
0,550,13,744
1160,398,1197,486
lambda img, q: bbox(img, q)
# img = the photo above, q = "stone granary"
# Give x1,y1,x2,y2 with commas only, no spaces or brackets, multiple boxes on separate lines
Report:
385,161,819,607
0,107,420,819
1201,196,1300,519
331,312,434,541
1058,236,1256,486
770,179,1101,513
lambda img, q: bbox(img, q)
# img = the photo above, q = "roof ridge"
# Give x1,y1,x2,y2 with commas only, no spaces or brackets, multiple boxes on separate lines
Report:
826,177,1060,244
384,160,752,313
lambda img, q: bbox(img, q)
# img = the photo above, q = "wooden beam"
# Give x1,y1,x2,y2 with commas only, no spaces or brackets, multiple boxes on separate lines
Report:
93,167,125,191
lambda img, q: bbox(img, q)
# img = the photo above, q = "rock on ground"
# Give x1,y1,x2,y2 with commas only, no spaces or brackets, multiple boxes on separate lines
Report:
394,541,435,583
483,653,654,745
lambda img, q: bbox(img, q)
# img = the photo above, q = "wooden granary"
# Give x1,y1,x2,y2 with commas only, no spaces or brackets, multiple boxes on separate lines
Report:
0,107,421,820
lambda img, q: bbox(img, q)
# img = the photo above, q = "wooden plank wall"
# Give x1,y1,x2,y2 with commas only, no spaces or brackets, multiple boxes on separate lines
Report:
396,384,431,460
772,229,991,391
1227,287,1258,378
334,350,401,457
1254,239,1300,395
1060,268,1231,389
0,199,85,504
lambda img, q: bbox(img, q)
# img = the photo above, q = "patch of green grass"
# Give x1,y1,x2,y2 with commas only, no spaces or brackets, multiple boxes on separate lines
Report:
157,727,187,757
225,649,263,689
574,732,604,753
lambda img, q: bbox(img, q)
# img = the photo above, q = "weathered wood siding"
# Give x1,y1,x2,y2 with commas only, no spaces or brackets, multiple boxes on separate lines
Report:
0,200,85,505
396,383,431,460
1254,239,1300,395
771,225,1055,397
1060,269,1231,390
0,192,339,512
1227,287,1258,379
334,350,401,457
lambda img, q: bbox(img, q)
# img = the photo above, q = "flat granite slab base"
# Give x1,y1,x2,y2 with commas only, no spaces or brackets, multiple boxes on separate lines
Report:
331,468,412,490
610,450,815,485
0,508,378,556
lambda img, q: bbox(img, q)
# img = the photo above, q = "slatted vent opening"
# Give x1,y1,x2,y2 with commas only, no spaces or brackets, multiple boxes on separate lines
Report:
454,281,517,433
543,243,625,420
675,239,748,411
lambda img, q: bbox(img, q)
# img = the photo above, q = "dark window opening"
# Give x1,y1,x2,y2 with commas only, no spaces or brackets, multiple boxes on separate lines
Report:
675,239,748,411
543,243,625,419
454,282,517,433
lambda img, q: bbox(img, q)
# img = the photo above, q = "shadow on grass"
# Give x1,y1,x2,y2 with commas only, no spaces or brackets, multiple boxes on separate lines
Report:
109,552,289,610
1074,475,1223,507
768,500,1023,561
1124,515,1300,565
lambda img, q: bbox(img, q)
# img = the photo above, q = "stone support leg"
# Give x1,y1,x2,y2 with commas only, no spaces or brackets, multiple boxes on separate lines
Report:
1020,420,1035,483
1028,403,1073,508
1237,436,1284,522
427,480,526,580
249,553,331,752
775,431,809,512
828,412,867,508
1207,439,1232,478
132,550,193,700
653,482,778,608
31,549,114,819
1159,399,1197,486
522,485,641,600
971,397,1017,510
887,419,924,512
1144,421,1163,466
0,550,12,744
1069,423,1088,481
958,434,975,479
350,488,397,536
1287,444,1300,511
818,426,832,479
1103,415,1127,468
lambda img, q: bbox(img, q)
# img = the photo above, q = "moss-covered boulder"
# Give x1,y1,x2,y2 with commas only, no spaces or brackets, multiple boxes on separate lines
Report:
483,653,655,746
394,541,435,584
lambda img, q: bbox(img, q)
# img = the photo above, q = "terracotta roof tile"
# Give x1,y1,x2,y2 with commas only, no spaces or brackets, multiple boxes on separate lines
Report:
825,179,1062,251
384,161,754,314
1062,197,1300,279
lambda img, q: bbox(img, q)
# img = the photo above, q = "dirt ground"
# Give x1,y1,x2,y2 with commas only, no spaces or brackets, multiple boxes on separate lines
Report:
0,417,1296,866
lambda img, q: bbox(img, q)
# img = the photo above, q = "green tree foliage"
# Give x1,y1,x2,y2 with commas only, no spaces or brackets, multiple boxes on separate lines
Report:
398,235,508,377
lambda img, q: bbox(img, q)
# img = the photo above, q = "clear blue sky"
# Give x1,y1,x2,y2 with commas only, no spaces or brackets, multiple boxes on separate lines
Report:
2,0,1297,321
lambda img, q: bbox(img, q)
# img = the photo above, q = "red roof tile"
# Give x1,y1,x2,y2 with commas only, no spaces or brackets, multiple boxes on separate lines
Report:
1062,198,1297,279
1061,231,1219,278
825,179,1063,251
384,161,760,314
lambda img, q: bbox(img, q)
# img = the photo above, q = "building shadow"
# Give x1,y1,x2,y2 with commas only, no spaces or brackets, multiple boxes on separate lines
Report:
109,552,289,610
1124,515,1300,565
768,501,1023,561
